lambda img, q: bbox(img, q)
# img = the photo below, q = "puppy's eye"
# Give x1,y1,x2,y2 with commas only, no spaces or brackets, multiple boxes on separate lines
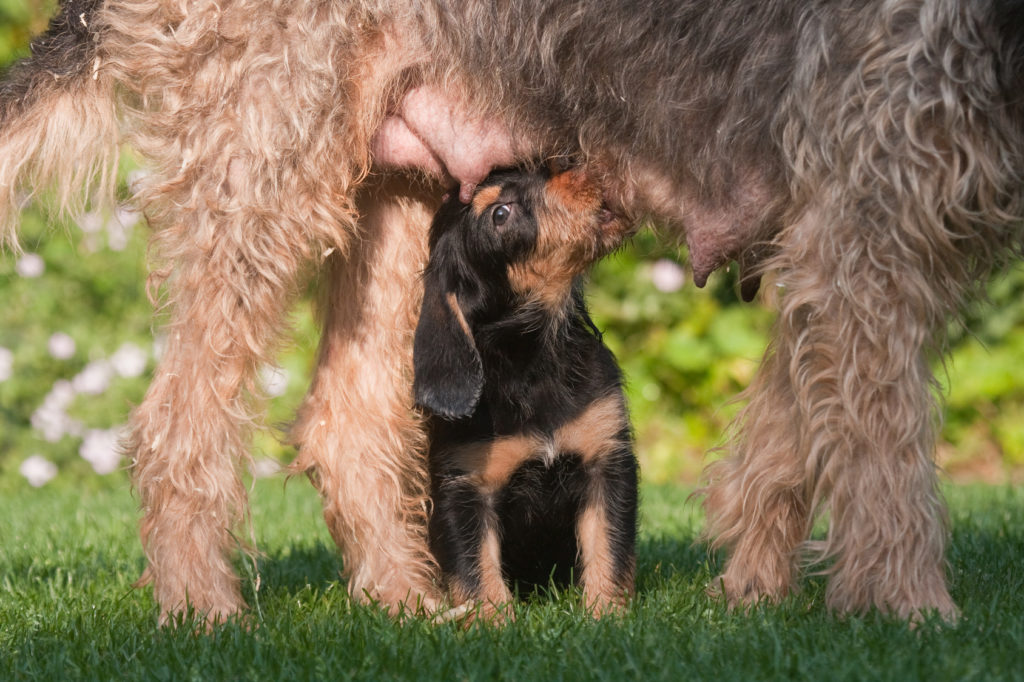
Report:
491,204,512,226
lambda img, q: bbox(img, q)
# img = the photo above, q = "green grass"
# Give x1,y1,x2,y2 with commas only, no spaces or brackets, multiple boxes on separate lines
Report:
1,478,1022,681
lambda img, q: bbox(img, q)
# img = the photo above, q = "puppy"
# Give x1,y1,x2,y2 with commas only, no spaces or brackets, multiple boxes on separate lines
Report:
413,166,637,618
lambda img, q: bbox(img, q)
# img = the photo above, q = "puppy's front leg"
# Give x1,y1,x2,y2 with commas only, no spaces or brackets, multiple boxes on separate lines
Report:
431,477,513,623
577,446,638,616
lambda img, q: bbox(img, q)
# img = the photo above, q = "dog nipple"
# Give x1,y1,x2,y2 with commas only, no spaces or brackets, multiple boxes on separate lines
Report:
459,182,478,204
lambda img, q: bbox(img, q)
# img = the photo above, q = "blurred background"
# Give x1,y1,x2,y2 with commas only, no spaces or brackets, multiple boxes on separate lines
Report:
2,0,1022,490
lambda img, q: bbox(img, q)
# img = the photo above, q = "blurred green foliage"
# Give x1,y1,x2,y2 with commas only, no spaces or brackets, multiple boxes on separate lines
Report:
589,234,1024,482
1,2,1022,487
0,0,53,62
588,234,774,480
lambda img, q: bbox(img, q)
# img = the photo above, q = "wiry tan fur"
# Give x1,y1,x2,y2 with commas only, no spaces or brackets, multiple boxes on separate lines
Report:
3,0,443,623
290,176,439,612
2,0,1022,625
107,1,434,622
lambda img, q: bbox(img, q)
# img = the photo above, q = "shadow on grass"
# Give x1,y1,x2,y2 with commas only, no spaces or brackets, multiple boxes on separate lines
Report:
250,542,344,596
180,488,1024,622
242,530,719,609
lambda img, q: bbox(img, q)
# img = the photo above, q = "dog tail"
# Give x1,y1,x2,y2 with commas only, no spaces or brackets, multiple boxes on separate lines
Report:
0,0,119,250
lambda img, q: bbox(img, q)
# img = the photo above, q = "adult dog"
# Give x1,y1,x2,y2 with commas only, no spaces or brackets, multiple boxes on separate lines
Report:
1,0,1021,624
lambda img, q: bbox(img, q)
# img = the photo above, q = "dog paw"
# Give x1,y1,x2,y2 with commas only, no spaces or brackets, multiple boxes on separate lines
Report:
708,572,787,611
434,599,515,628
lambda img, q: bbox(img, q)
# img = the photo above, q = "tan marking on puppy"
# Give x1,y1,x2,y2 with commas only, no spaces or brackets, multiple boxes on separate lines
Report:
577,504,630,616
507,257,576,311
537,170,603,257
507,169,629,311
546,167,602,213
548,169,632,248
555,394,626,462
478,526,513,608
448,525,514,625
445,292,474,340
449,435,542,491
471,184,502,217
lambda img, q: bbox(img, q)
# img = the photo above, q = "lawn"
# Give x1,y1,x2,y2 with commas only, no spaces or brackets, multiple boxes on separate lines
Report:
1,477,1022,681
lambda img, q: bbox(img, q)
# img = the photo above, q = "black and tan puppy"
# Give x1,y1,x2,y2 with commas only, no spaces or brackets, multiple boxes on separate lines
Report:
413,166,637,619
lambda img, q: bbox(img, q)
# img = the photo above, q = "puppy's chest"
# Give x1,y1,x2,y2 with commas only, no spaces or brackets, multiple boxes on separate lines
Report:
443,432,561,494
435,392,626,494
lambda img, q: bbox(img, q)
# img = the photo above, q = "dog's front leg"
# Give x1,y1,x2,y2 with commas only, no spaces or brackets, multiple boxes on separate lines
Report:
292,176,441,615
429,475,512,624
577,445,638,616
554,397,637,615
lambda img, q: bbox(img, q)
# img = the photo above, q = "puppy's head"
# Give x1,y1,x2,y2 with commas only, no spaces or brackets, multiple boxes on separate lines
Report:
413,165,629,419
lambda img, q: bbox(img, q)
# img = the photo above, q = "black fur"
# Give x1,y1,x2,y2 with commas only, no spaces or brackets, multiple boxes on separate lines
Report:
413,167,638,607
0,0,102,122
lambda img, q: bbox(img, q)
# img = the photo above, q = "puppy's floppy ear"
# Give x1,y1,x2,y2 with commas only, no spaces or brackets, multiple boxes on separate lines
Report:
413,272,484,419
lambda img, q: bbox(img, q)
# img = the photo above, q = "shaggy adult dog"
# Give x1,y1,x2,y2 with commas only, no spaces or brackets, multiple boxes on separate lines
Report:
414,167,637,620
1,0,1021,624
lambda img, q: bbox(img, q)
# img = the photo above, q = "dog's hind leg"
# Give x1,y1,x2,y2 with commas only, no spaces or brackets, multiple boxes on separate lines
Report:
708,168,968,619
128,205,311,625
760,0,1024,619
292,175,441,614
778,203,955,620
703,200,955,619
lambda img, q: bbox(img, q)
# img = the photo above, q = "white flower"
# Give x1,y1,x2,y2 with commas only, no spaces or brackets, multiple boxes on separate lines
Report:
20,455,58,487
107,207,139,252
32,405,80,442
250,457,282,479
115,205,141,230
15,252,44,278
259,365,290,398
72,359,113,395
108,230,128,251
110,342,147,378
48,332,77,360
650,258,686,293
0,346,12,382
152,333,167,361
47,379,77,408
76,210,104,234
31,380,82,442
126,168,151,190
80,427,124,474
